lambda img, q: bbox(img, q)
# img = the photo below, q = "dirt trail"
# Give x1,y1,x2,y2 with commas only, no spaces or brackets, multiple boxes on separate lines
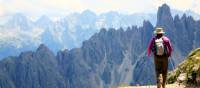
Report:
117,83,199,88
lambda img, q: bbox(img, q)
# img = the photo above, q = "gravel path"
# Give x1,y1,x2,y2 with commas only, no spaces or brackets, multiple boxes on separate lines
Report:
117,84,199,88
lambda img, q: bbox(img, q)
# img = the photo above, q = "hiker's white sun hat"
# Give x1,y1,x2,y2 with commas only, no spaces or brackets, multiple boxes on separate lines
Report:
154,27,165,34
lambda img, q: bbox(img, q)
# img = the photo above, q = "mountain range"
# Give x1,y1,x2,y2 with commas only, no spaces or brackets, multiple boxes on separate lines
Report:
0,4,200,88
0,7,200,59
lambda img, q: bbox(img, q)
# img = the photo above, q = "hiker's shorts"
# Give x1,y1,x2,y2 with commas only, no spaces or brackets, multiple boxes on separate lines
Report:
154,55,168,85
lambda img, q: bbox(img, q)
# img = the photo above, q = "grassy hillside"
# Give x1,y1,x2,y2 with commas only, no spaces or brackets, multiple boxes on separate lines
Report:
167,48,200,85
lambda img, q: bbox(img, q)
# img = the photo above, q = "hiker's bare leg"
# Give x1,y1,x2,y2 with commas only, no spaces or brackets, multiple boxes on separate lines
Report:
159,74,163,88
162,56,168,88
154,56,162,88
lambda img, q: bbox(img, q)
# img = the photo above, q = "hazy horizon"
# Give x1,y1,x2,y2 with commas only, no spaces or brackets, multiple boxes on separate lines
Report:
0,0,199,18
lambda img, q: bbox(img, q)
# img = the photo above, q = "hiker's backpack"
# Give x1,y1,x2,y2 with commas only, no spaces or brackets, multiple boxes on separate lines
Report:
152,37,168,56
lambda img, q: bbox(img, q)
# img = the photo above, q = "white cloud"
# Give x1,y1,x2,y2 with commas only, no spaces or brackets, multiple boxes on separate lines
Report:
0,5,4,16
0,0,84,17
80,0,155,14
0,0,199,17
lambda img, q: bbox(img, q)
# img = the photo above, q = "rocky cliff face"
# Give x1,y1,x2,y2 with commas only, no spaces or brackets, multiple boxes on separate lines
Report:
0,44,67,88
156,4,200,65
0,4,199,88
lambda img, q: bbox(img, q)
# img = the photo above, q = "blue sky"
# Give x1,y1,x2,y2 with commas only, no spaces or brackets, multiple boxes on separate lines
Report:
0,0,199,17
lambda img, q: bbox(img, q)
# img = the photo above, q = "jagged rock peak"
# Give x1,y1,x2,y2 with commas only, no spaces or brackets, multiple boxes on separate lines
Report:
99,28,107,33
12,13,27,21
157,4,173,26
142,20,153,27
181,13,187,20
159,4,170,11
36,44,51,53
174,15,180,21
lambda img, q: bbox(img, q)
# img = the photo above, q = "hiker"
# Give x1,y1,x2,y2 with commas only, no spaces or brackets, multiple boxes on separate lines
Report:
147,27,173,88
